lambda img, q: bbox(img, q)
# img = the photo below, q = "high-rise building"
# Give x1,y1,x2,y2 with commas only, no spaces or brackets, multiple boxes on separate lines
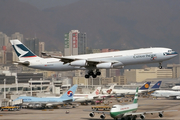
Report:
39,42,45,57
64,30,87,56
0,32,9,48
25,38,39,56
11,32,24,43
78,33,87,55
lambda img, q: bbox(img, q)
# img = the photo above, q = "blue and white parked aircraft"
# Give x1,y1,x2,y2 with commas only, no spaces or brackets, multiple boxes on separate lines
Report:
13,84,78,108
10,39,178,78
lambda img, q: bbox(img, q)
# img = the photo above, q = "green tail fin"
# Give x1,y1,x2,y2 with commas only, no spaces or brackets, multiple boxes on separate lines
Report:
133,87,139,103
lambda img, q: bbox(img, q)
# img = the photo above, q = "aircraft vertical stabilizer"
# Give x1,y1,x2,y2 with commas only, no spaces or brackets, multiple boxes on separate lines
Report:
133,87,139,103
151,81,162,89
139,82,151,90
10,39,40,61
60,84,78,100
91,87,101,95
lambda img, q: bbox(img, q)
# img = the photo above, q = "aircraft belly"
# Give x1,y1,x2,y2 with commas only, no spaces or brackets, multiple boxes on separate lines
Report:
29,62,78,71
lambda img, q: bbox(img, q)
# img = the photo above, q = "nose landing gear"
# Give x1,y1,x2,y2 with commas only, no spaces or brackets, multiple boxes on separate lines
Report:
159,62,162,69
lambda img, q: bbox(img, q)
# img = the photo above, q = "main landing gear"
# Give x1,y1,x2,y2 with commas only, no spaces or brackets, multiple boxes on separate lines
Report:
85,69,101,78
159,62,162,69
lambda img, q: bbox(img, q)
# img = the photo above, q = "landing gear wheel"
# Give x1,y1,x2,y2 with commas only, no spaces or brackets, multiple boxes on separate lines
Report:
96,71,101,76
92,74,97,78
89,71,94,75
85,74,90,78
132,115,137,120
159,62,162,69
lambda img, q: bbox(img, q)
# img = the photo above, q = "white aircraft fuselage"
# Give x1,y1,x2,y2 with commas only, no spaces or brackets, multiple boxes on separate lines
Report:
151,90,180,98
10,40,178,78
23,47,177,71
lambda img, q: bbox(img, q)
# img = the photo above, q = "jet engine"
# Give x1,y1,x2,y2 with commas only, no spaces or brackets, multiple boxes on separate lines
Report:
35,103,41,108
140,114,145,120
70,60,87,66
159,113,163,118
28,103,34,108
176,96,180,99
100,114,106,119
96,62,112,69
46,103,53,108
89,112,95,117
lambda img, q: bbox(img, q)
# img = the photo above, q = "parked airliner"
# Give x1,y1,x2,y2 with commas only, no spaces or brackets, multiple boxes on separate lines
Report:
10,39,178,78
151,90,180,99
74,87,101,104
86,87,177,120
13,84,78,108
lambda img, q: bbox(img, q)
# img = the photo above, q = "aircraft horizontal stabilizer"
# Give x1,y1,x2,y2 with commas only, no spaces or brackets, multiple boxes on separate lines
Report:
13,61,30,66
63,99,74,103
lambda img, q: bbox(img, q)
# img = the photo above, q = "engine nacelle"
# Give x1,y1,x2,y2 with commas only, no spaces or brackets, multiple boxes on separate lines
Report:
159,113,163,118
70,60,87,66
89,112,95,117
35,103,41,108
176,96,180,99
96,62,112,69
100,114,106,119
140,114,145,120
112,62,123,68
28,103,34,108
46,103,53,108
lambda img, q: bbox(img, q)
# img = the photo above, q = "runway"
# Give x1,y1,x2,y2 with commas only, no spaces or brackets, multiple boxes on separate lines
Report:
0,98,179,120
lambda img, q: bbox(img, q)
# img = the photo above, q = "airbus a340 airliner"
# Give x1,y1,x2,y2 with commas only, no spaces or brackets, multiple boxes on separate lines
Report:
10,39,178,78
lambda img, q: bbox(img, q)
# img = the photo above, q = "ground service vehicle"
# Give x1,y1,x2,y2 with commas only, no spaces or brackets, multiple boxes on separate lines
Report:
1,106,20,111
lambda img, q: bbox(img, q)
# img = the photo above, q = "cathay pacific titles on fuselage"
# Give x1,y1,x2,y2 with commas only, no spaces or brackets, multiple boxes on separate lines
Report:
10,39,178,78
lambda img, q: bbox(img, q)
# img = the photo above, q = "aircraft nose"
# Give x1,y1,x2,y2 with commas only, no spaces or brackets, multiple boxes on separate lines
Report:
174,51,178,56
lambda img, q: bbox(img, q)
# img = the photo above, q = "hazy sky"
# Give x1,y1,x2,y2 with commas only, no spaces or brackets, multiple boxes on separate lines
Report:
18,0,80,10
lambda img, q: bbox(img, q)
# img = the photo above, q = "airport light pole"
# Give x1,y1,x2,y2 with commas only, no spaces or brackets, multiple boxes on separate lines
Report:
87,78,88,89
30,78,32,96
92,77,93,87
4,79,6,99
99,77,101,86
16,76,18,94
40,78,42,93
52,77,54,94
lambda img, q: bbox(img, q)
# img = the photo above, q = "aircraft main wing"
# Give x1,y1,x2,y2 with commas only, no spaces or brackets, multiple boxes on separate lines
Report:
60,57,119,65
41,52,120,66
63,99,74,103
124,110,177,116
13,61,30,66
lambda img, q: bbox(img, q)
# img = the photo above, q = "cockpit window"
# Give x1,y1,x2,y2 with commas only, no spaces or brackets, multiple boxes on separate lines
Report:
112,106,117,108
168,50,172,53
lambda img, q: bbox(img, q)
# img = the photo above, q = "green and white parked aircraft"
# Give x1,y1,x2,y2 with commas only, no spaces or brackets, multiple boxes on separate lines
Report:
88,87,177,120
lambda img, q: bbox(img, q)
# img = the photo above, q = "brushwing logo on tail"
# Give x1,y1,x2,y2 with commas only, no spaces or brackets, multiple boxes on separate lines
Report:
13,44,36,57
14,44,29,57
67,91,73,97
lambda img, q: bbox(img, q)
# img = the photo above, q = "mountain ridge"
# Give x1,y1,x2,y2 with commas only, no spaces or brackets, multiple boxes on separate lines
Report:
0,0,179,65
